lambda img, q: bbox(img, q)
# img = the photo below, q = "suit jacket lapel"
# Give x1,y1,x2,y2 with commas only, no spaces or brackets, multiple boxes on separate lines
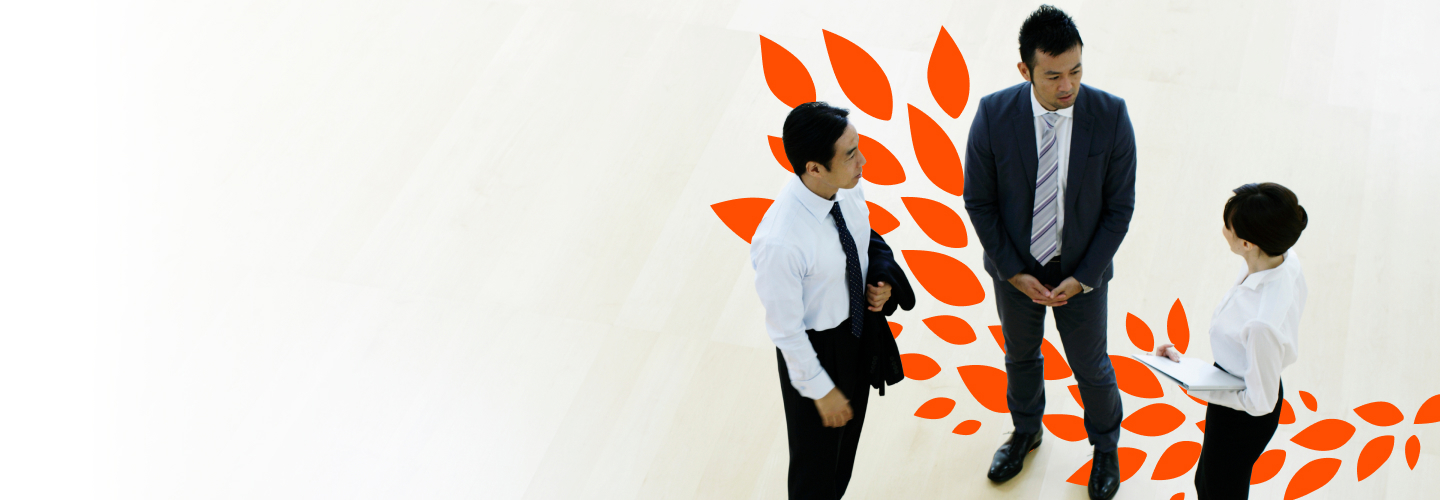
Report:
1012,84,1038,192
1064,89,1094,247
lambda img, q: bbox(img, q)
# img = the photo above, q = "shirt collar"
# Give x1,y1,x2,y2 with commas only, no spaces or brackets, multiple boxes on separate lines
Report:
1237,249,1298,290
786,176,846,222
1030,83,1075,119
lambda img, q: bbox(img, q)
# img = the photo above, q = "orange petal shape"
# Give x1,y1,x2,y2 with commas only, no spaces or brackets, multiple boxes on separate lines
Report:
1110,355,1164,398
1041,339,1072,380
1357,435,1394,481
1415,394,1440,424
953,419,982,435
901,197,968,248
887,321,902,339
1196,420,1206,433
1126,313,1154,352
1299,390,1318,412
1165,299,1190,354
712,198,773,244
1280,399,1296,424
1066,447,1147,485
1122,403,1186,437
908,105,964,196
1069,384,1085,409
926,27,970,119
900,250,984,306
759,36,815,108
768,135,793,174
900,353,941,380
1290,419,1356,451
821,30,892,120
1406,435,1419,469
1043,414,1088,442
922,315,976,345
1251,449,1286,484
1283,458,1341,500
1151,440,1202,480
1171,495,1184,500
958,365,1009,413
858,134,904,185
915,397,956,419
1181,387,1208,407
868,201,899,235
988,325,1006,354
1355,401,1404,427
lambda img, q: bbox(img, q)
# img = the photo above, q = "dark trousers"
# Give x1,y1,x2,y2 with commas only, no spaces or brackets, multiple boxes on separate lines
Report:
776,319,871,500
1194,379,1284,499
993,259,1123,451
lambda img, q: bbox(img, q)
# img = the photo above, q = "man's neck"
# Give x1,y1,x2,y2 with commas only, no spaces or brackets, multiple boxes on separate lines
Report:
801,176,838,200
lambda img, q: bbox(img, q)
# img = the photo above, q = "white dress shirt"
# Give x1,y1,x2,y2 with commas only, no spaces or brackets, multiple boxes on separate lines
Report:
1189,250,1307,416
750,177,871,400
1031,85,1073,260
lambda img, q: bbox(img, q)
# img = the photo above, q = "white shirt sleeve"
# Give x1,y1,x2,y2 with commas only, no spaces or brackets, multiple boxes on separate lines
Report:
751,239,835,400
1189,320,1288,416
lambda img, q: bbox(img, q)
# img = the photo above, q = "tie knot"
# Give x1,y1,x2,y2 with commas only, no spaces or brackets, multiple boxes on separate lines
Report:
1042,112,1059,129
830,202,843,218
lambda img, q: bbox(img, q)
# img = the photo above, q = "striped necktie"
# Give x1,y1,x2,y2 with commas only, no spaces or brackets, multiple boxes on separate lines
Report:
1031,112,1061,265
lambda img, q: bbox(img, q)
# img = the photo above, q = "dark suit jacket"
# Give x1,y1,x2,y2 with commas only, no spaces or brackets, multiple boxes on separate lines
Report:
962,82,1137,288
861,229,913,396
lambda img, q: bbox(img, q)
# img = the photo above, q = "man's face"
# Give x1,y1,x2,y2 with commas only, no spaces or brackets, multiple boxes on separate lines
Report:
1018,44,1083,111
809,123,865,191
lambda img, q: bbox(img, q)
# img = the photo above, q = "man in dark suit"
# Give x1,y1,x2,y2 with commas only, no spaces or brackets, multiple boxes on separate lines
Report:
961,6,1136,500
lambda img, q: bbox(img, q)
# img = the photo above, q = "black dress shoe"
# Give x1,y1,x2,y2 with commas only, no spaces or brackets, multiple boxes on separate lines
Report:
1089,448,1120,500
987,430,1042,483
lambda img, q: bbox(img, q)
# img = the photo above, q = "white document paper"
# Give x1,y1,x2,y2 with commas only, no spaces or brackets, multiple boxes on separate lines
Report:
1130,354,1245,391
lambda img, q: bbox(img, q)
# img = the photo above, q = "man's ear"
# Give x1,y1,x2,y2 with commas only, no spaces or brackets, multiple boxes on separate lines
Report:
806,160,825,176
1017,61,1030,81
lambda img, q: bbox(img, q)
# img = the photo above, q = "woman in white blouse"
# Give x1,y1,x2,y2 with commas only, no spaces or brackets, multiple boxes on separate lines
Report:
1152,182,1308,499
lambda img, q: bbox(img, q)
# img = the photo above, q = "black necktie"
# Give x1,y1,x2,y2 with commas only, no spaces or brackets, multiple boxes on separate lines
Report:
830,202,864,338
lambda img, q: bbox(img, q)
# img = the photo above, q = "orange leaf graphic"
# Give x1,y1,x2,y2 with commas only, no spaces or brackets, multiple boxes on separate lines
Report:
1170,495,1184,500
988,325,1006,354
1196,420,1205,433
1066,447,1146,485
926,26,970,119
1251,449,1286,484
1283,458,1341,500
1406,435,1420,469
1125,313,1154,352
907,105,964,196
887,321,902,339
953,419,982,435
822,30,892,120
712,198,773,243
900,196,968,248
1280,399,1296,424
1180,387,1207,407
1122,403,1186,437
1068,384,1085,409
900,353,941,380
1110,355,1164,398
1357,435,1394,481
900,250,984,306
1041,339,1072,380
1299,390,1318,412
958,365,1009,413
767,135,792,174
857,134,905,185
1415,394,1440,424
915,397,956,419
1290,419,1356,451
1151,440,1202,480
1168,299,1189,353
1042,414,1088,442
868,201,899,235
922,315,976,345
1355,401,1404,427
758,36,815,108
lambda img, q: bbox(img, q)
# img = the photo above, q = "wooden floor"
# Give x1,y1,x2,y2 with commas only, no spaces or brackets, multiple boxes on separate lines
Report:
7,0,1440,498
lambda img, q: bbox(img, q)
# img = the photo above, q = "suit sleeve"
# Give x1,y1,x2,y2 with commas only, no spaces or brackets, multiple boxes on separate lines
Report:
963,99,1027,280
1072,99,1137,288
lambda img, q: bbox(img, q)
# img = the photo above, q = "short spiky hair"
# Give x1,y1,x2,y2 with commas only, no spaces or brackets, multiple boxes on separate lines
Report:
782,102,850,176
1018,5,1084,72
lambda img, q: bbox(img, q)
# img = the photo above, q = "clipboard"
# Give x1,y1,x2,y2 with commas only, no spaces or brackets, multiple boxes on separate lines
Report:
1130,354,1245,391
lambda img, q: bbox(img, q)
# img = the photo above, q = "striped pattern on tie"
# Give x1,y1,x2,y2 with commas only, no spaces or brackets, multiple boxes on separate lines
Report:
1031,112,1061,265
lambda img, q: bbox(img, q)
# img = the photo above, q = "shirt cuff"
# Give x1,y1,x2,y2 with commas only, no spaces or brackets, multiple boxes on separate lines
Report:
792,367,837,400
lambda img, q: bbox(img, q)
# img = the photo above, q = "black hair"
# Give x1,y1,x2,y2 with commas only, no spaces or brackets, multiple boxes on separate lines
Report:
782,102,850,176
1223,182,1309,257
1018,5,1084,73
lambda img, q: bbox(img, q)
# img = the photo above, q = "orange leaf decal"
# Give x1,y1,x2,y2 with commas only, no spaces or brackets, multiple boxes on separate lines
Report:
1251,449,1286,484
887,321,902,339
767,135,792,174
1290,419,1356,451
1299,390,1318,412
953,419,982,435
926,26,970,119
1168,299,1189,353
988,325,1006,354
1042,414,1088,442
958,365,1009,413
1355,401,1404,427
1170,495,1184,500
1415,394,1440,424
1180,387,1207,407
822,30,892,120
907,105,964,196
1151,440,1202,480
915,397,956,419
868,201,900,235
1196,420,1205,433
901,197,968,248
857,134,904,185
758,36,815,108
1406,435,1420,469
1357,435,1394,481
922,315,975,345
1122,403,1186,437
900,353,941,380
1066,447,1146,485
1068,385,1085,409
1283,458,1341,500
1280,399,1296,424
1041,339,1072,380
900,250,984,306
1110,355,1164,398
712,198,773,243
1126,313,1154,352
